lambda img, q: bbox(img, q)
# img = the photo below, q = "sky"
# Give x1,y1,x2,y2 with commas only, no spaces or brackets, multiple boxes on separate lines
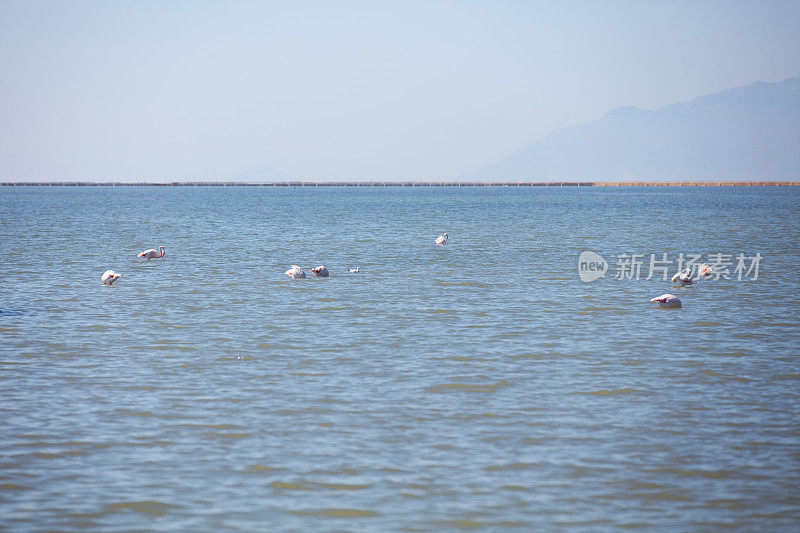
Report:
1,0,798,181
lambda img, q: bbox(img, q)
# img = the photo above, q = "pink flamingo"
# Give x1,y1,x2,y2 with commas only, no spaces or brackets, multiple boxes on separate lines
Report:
310,265,329,277
650,294,681,308
285,265,306,279
138,246,165,261
101,270,121,286
671,267,695,286
698,263,713,278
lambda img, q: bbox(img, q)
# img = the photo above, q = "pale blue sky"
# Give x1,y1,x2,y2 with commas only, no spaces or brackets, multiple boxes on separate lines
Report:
1,0,798,180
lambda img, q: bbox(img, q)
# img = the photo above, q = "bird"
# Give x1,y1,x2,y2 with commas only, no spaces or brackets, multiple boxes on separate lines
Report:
310,265,329,277
348,267,360,273
138,246,165,261
650,294,681,308
435,232,448,245
285,265,306,279
671,267,695,286
101,270,121,286
698,263,713,278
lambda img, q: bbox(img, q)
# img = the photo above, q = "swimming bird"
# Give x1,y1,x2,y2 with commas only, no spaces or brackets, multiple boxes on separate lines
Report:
435,232,448,245
310,265,329,277
138,246,165,261
650,294,681,308
285,265,306,279
101,270,121,286
671,267,695,286
698,263,713,278
349,267,360,273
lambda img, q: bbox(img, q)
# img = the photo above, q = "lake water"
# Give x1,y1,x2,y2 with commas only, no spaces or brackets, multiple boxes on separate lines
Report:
1,185,799,531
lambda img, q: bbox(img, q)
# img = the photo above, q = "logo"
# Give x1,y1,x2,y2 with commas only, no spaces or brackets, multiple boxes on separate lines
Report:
578,250,608,282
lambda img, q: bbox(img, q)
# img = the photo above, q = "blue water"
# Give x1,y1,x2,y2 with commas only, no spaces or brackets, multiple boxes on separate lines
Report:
1,185,799,530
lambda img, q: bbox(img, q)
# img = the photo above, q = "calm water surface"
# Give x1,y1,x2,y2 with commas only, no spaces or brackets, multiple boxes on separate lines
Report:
1,186,799,531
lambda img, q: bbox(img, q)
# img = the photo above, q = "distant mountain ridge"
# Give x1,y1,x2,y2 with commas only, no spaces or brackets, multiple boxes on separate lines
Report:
469,76,800,180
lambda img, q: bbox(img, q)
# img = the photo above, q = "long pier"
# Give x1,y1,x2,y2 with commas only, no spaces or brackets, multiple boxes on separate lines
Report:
1,180,798,187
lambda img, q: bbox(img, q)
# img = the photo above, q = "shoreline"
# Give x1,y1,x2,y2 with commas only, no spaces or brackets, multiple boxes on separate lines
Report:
1,180,798,187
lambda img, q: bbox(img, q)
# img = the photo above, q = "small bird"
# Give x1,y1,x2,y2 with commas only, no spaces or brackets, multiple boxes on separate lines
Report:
671,267,694,286
101,270,121,286
435,232,448,245
348,267,360,273
698,263,713,278
138,246,165,261
310,265,329,277
285,265,306,279
650,294,681,308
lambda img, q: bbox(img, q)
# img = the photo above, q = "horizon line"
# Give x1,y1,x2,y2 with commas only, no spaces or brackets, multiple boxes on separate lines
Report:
1,180,799,187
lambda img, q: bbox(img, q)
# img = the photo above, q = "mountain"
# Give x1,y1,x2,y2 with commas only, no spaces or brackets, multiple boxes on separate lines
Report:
468,76,800,180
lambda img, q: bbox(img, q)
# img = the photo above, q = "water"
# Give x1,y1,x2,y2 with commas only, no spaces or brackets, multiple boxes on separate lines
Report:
1,185,799,531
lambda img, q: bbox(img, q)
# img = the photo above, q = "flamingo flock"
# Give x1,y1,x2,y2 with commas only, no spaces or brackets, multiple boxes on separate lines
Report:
102,238,377,285
100,245,166,285
281,233,450,281
651,263,713,309
103,235,710,315
283,264,349,279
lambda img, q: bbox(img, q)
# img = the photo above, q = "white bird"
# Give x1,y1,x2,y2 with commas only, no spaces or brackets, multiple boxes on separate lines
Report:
138,246,165,261
285,265,306,279
310,265,329,277
698,263,713,278
435,232,448,245
348,267,360,273
101,270,121,286
650,294,681,308
671,267,695,286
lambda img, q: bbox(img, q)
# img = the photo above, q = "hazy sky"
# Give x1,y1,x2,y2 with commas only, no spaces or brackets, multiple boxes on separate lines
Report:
1,0,798,180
